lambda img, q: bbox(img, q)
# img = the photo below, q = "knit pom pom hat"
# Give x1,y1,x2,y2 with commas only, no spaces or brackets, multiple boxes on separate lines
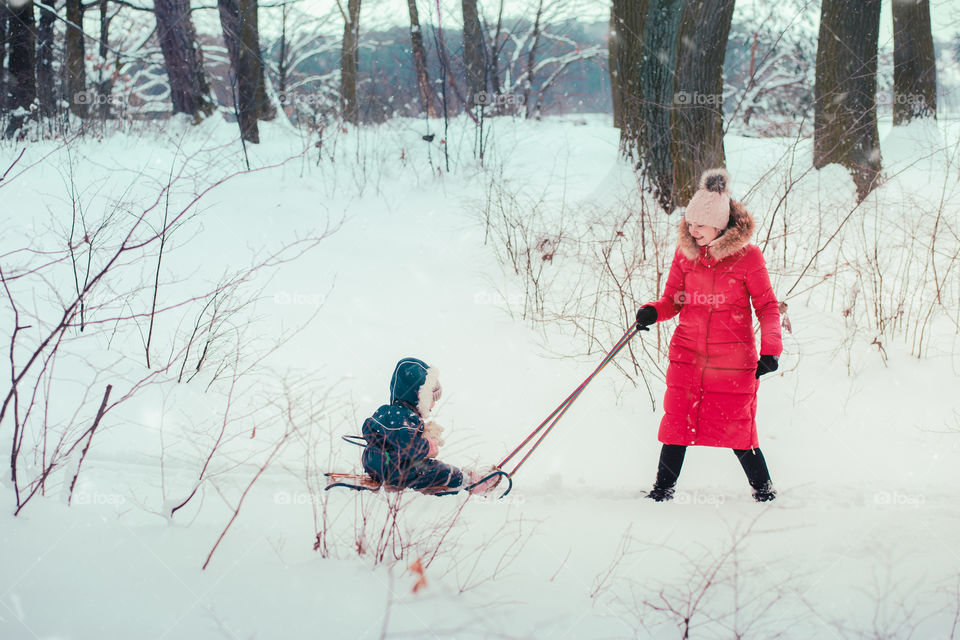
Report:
684,168,731,229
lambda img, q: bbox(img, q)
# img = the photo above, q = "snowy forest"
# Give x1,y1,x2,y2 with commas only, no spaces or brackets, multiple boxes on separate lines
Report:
1,0,959,638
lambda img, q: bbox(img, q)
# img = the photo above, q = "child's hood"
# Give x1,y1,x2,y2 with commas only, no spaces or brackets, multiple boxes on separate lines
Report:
389,357,440,418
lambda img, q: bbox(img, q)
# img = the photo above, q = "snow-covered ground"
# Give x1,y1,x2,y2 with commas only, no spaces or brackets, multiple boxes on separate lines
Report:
1,113,959,639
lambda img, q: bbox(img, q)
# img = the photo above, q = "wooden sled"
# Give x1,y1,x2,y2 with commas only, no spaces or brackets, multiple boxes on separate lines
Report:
324,468,512,498
324,472,461,496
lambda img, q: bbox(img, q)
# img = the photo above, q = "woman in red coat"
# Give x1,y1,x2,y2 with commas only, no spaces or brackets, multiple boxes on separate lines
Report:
635,168,782,502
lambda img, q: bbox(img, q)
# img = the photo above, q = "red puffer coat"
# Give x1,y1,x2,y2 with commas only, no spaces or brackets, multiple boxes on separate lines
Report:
646,202,782,449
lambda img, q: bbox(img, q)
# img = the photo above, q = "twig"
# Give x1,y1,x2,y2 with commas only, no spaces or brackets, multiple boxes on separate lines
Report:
202,427,291,570
145,147,178,368
0,148,26,183
67,384,113,505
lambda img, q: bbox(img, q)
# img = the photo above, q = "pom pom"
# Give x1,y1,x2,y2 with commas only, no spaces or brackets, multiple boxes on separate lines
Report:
699,168,730,194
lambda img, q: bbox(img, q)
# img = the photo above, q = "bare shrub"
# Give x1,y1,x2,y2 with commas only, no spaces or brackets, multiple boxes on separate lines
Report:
596,513,806,638
479,129,960,382
0,143,336,515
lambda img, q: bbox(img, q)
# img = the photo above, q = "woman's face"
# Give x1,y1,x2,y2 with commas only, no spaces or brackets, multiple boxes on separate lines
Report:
688,222,720,246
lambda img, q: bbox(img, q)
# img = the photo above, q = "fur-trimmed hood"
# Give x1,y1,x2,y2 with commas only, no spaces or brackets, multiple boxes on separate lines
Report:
677,200,755,262
389,358,441,418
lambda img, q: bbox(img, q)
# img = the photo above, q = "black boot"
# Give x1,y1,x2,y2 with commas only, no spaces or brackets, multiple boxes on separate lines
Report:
752,482,777,502
646,485,675,502
733,448,776,503
645,444,686,503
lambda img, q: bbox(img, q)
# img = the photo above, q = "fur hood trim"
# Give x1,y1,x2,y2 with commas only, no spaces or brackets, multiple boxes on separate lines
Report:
677,200,755,261
416,366,441,419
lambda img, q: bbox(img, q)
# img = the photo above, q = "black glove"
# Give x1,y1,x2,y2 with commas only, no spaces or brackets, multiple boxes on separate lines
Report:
635,305,657,332
755,354,779,379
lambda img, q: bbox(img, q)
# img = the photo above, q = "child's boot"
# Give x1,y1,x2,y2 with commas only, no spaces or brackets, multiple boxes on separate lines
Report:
467,468,502,495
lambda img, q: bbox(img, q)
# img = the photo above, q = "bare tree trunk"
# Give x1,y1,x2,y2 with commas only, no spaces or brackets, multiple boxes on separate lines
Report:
641,0,684,210
1,3,7,115
670,0,736,207
522,0,543,118
250,0,274,122
36,0,57,120
65,0,87,118
278,2,287,94
340,0,360,124
407,0,436,117
814,0,882,201
608,5,621,128
218,0,272,142
611,0,649,140
612,0,684,210
97,0,112,120
488,0,504,102
154,0,215,121
4,0,36,138
892,0,936,124
461,0,486,106
229,0,259,139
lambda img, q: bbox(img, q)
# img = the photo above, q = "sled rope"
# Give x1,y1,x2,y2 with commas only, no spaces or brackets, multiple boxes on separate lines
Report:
327,325,638,500
496,325,640,482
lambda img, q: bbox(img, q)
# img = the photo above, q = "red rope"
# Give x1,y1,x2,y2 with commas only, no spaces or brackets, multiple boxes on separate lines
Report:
497,326,635,469
497,325,639,477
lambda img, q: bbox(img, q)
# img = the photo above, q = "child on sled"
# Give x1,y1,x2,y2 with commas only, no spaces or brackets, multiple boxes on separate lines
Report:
361,357,500,495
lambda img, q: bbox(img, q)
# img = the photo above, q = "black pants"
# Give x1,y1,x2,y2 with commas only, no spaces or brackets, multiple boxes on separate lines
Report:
404,459,463,490
364,449,464,490
654,444,772,491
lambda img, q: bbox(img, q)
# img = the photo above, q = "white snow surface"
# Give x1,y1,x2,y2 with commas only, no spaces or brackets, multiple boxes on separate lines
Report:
1,113,959,639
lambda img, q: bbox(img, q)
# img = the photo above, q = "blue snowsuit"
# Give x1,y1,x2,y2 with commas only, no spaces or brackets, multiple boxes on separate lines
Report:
361,358,464,490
